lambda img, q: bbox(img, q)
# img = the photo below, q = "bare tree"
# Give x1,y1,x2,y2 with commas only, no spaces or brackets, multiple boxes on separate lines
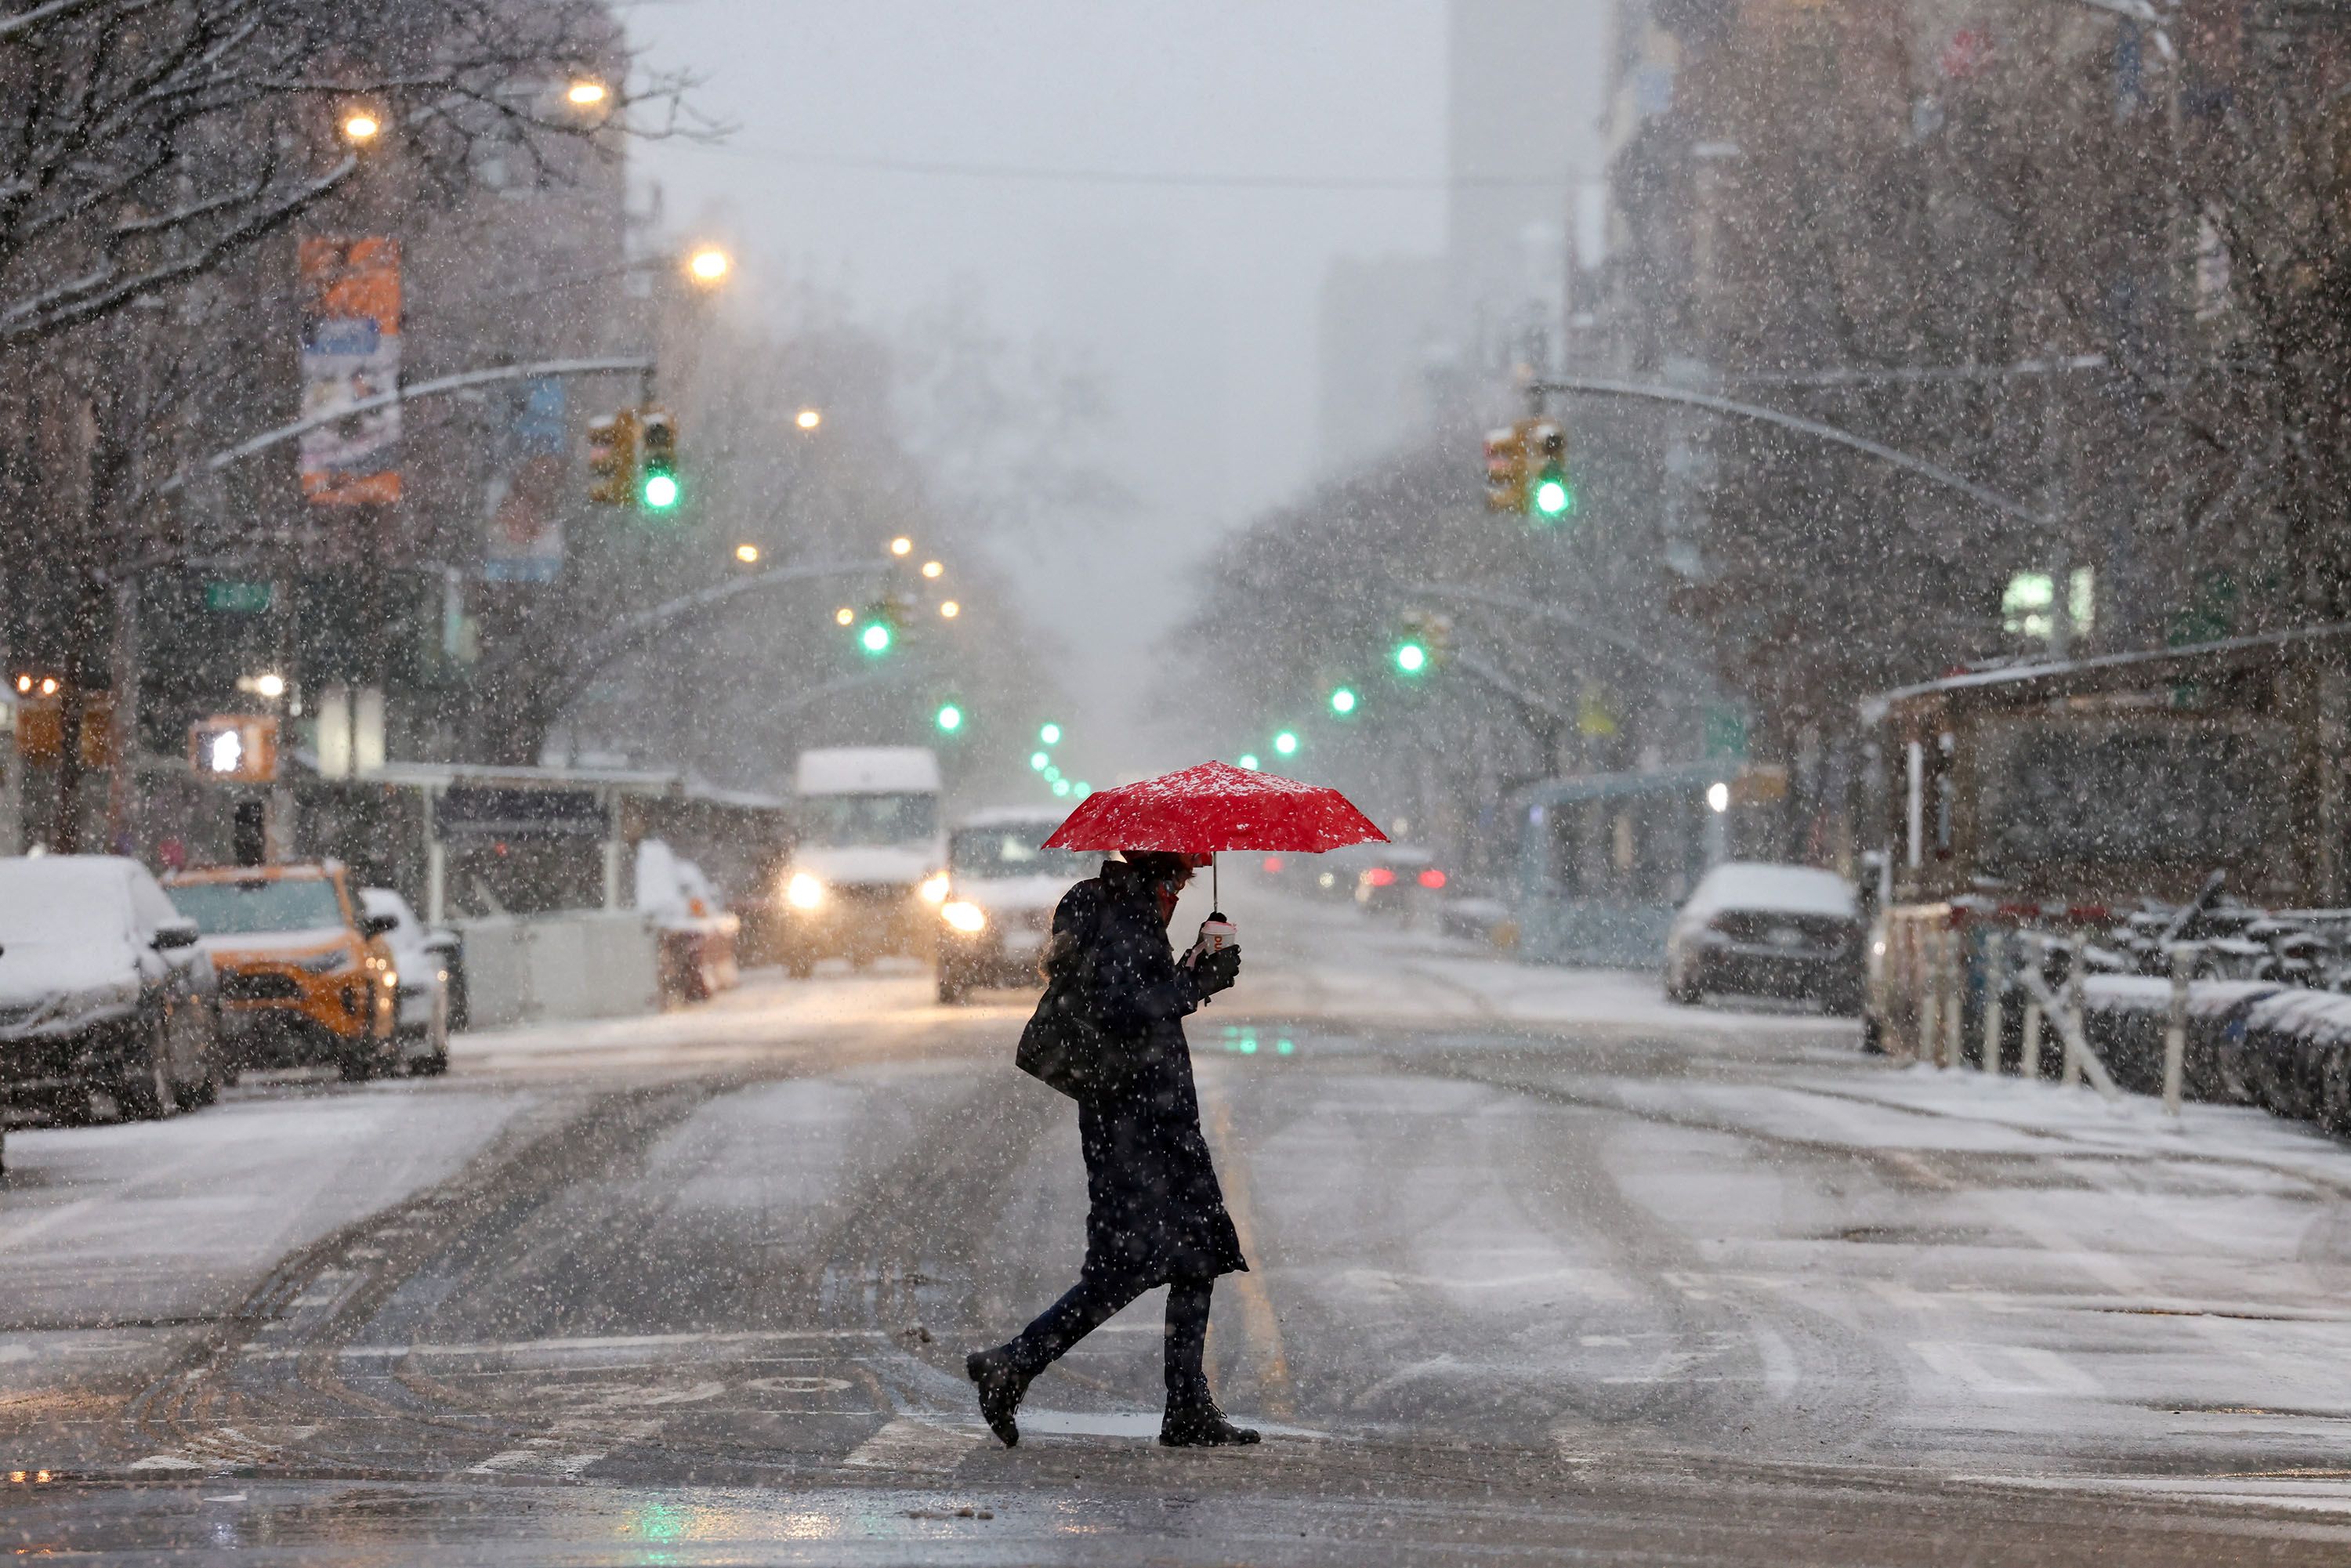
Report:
0,0,689,346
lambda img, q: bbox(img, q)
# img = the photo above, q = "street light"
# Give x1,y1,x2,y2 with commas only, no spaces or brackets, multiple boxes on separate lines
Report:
686,247,730,286
340,109,382,143
1707,780,1731,813
734,543,761,564
795,408,823,431
253,672,287,699
890,537,913,557
939,600,960,619
566,78,609,107
835,606,855,626
922,559,944,579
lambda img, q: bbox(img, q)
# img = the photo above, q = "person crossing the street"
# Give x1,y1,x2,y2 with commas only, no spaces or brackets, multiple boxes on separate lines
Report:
965,849,1257,1449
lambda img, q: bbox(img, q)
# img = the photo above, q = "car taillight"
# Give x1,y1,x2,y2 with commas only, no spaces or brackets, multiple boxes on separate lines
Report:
1364,867,1396,888
1418,868,1447,889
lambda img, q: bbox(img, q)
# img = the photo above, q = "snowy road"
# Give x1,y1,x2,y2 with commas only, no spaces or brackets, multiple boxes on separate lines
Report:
9,893,2351,1563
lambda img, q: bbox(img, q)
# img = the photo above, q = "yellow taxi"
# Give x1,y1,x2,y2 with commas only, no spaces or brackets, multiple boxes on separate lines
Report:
161,860,400,1081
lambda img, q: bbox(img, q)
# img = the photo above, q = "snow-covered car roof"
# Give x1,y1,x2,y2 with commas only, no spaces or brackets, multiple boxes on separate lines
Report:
1683,862,1857,920
795,747,940,795
0,855,139,941
954,807,1067,831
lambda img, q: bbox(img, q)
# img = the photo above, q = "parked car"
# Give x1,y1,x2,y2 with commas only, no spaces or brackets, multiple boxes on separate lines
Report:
1665,861,1863,1012
359,889,455,1074
0,854,220,1123
934,809,1095,1004
164,860,401,1081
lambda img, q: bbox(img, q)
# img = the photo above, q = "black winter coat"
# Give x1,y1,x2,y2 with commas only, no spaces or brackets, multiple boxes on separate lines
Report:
1041,859,1248,1287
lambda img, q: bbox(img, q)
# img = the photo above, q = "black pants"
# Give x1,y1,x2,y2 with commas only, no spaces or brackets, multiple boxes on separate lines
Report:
1004,1270,1215,1402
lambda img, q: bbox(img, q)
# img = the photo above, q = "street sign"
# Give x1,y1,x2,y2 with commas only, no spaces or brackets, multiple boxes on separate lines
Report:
205,581,273,613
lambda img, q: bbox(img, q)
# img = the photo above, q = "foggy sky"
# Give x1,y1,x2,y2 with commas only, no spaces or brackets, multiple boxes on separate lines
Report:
632,0,1451,776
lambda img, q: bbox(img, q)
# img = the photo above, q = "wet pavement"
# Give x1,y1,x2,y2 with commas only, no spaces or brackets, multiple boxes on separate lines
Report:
10,896,2351,1563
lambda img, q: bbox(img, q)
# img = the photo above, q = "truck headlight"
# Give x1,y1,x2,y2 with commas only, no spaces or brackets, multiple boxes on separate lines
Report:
918,872,951,906
941,900,987,934
786,872,825,911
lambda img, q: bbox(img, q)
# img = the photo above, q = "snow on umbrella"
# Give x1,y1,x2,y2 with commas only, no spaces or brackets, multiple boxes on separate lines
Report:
1042,760,1388,907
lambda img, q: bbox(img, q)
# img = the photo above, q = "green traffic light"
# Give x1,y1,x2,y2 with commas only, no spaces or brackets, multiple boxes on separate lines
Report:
642,472,680,510
935,704,962,733
1030,751,1049,771
1273,730,1299,756
1052,778,1072,797
1038,722,1062,745
1329,686,1357,715
1532,476,1571,518
1394,642,1428,675
1043,764,1061,783
859,621,892,655
1237,754,1260,771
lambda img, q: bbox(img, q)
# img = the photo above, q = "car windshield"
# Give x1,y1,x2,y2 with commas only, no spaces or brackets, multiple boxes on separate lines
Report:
950,829,1091,879
799,793,936,848
168,878,345,936
0,864,126,945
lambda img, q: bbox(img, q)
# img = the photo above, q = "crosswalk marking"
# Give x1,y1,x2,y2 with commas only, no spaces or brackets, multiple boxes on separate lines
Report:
842,1417,986,1472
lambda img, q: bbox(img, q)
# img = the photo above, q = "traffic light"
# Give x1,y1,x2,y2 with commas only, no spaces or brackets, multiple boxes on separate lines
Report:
188,715,278,783
1328,686,1358,715
1527,420,1573,520
586,409,639,505
859,617,893,656
1038,722,1063,745
935,702,964,733
1273,730,1300,757
638,409,680,512
1483,424,1529,512
1394,609,1453,675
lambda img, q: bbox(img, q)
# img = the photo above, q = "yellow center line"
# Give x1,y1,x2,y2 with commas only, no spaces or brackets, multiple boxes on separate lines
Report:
1199,1070,1295,1420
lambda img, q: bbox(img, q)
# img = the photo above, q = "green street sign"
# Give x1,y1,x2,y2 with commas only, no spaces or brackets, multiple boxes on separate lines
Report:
1704,705,1749,762
205,581,273,613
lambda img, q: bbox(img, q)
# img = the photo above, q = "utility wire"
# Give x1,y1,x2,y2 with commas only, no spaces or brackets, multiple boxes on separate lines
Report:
689,141,1567,192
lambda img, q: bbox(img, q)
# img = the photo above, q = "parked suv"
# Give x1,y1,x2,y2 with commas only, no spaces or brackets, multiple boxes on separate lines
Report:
0,854,220,1122
1665,862,1863,1012
164,861,400,1080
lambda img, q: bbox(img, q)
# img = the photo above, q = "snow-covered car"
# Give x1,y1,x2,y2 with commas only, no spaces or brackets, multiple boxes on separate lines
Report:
359,889,455,1074
0,854,220,1122
635,840,741,1005
934,810,1096,1004
1665,861,1863,1012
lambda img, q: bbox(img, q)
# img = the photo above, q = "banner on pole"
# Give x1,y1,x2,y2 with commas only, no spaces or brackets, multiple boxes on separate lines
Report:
481,375,567,582
297,237,402,505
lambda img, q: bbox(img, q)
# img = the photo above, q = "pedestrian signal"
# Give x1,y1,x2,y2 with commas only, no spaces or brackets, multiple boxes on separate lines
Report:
586,410,638,505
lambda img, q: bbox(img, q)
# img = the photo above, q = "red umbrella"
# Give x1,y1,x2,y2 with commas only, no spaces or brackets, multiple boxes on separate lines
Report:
1042,760,1388,907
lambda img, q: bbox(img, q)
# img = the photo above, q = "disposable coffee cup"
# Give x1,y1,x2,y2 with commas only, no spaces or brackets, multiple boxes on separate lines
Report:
1187,914,1237,967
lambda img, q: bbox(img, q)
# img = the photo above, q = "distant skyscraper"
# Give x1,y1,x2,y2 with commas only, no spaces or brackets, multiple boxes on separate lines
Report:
1445,0,1599,375
1316,255,1447,475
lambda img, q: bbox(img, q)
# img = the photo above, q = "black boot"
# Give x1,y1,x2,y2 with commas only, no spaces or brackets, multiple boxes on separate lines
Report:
966,1347,1027,1447
1159,1392,1260,1448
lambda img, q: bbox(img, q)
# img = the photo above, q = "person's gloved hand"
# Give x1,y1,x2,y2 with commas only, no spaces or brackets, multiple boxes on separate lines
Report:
1191,946,1241,998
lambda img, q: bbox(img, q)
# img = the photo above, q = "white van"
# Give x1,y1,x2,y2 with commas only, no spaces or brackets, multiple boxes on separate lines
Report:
775,748,946,974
